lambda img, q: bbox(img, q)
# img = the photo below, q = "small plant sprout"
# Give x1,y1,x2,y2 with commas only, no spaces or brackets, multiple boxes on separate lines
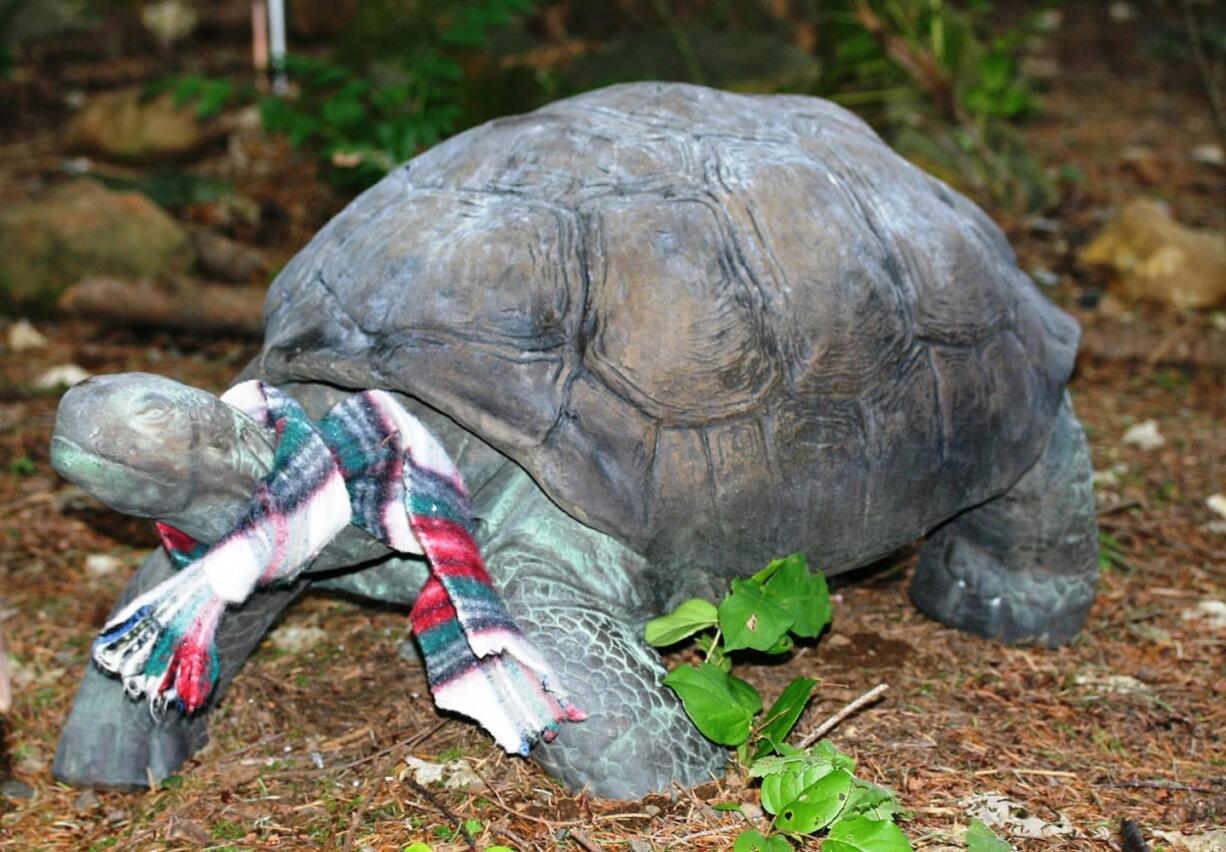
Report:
645,553,911,851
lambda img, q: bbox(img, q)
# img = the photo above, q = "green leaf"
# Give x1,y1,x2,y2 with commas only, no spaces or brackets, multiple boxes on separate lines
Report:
763,555,831,638
727,672,764,716
644,598,719,646
761,761,836,815
719,578,794,652
773,768,853,833
822,817,912,852
966,819,1011,852
751,553,795,585
733,830,792,852
843,779,901,822
661,663,754,745
758,677,817,753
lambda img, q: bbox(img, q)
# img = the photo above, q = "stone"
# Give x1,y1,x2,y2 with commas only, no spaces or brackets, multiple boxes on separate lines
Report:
33,365,91,390
1121,419,1165,450
0,180,190,311
67,88,216,162
1079,199,1226,310
0,779,33,800
6,319,47,352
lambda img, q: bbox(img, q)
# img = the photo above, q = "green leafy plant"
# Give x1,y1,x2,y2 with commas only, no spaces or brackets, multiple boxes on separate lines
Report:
259,0,538,188
801,0,1056,211
146,73,241,119
645,553,910,851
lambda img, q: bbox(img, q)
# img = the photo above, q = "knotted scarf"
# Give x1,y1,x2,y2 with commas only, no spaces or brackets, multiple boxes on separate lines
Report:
92,381,584,756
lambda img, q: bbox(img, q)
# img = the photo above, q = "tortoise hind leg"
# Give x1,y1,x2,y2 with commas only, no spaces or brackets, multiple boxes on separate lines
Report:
911,395,1098,646
53,549,304,789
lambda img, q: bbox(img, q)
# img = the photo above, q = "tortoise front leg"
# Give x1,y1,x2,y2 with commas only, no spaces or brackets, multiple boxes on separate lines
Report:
53,548,305,789
473,465,726,799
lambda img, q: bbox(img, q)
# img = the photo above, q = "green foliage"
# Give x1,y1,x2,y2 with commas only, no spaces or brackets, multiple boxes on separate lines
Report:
645,554,910,851
8,455,35,476
966,819,1011,852
803,0,1055,210
1097,530,1130,572
146,74,240,119
261,0,539,189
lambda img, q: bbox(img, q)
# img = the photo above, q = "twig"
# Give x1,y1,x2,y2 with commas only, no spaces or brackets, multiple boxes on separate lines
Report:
341,794,372,852
799,683,889,748
492,824,531,850
403,776,477,851
1097,499,1143,516
567,828,604,852
1102,779,1217,794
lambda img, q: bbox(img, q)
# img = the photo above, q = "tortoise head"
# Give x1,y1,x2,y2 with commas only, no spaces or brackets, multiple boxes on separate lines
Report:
50,372,275,540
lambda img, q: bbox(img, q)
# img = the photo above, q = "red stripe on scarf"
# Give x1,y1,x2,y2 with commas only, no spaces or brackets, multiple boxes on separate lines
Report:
410,516,491,578
409,577,458,632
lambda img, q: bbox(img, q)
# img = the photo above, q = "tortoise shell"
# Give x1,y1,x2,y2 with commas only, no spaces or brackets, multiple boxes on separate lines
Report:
258,82,1079,575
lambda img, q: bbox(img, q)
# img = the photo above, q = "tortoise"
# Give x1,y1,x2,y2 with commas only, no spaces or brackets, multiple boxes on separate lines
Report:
51,82,1098,799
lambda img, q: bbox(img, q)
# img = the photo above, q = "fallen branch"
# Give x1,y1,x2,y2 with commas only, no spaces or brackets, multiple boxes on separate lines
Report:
58,276,265,337
1102,778,1219,794
1079,322,1226,370
799,683,889,748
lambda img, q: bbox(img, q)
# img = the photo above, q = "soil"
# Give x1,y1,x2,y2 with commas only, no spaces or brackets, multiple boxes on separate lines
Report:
1,2,1223,850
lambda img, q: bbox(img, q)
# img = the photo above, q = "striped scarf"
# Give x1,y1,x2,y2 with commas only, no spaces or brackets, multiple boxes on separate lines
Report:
92,381,584,756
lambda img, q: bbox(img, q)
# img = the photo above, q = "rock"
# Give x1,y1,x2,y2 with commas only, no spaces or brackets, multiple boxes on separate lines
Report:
84,554,123,578
1192,144,1225,167
403,756,484,790
0,180,190,310
1078,199,1226,310
140,1,198,51
268,624,327,654
1181,600,1226,631
1208,494,1226,520
6,319,47,352
0,779,33,800
72,791,101,812
1153,829,1226,852
67,88,216,162
34,365,91,390
1074,668,1151,696
960,792,1074,839
1121,420,1165,450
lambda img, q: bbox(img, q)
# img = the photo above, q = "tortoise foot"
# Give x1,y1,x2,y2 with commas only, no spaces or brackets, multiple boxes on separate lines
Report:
55,549,305,788
911,395,1098,647
53,670,206,789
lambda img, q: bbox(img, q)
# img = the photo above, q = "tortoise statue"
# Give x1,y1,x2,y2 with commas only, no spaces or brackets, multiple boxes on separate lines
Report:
51,82,1098,800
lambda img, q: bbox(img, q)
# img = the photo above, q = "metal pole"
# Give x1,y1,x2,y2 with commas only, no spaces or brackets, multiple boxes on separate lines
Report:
267,0,288,94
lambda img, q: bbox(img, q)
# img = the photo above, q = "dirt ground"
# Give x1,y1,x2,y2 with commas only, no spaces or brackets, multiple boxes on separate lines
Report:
1,2,1224,850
